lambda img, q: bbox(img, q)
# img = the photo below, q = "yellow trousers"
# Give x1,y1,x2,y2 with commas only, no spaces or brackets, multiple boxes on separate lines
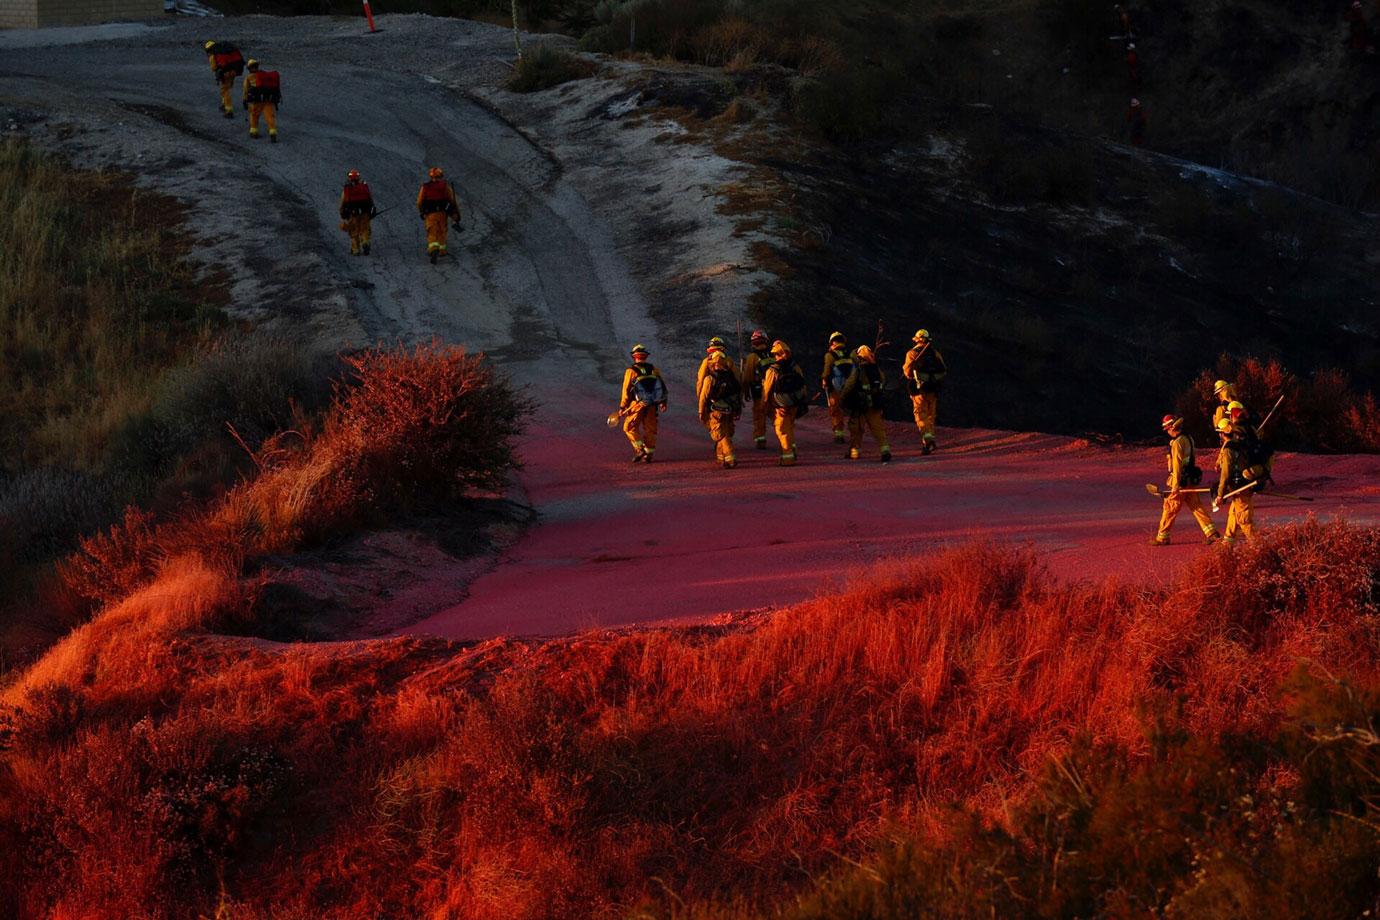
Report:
217,75,234,113
911,393,938,442
1224,495,1256,542
773,407,796,463
1155,492,1216,542
827,391,845,438
706,411,736,462
623,404,659,455
342,214,372,253
751,396,768,444
424,212,450,254
248,102,277,138
848,409,889,453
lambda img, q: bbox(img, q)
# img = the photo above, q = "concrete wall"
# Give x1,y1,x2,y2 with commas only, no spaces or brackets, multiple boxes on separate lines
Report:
1,0,162,29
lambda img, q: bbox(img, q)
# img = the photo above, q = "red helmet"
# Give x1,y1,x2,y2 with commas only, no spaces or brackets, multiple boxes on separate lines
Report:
347,170,361,182
1161,414,1182,431
428,166,444,180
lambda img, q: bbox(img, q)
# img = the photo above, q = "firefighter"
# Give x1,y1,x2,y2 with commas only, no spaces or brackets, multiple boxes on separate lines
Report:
841,345,891,463
1126,42,1141,89
1211,379,1239,430
242,59,281,142
416,167,461,264
202,39,244,119
696,336,737,394
821,331,853,444
1127,98,1147,146
1213,417,1259,543
740,330,774,450
1151,414,1219,546
761,340,808,466
698,350,742,469
338,170,376,256
619,344,667,463
902,328,947,455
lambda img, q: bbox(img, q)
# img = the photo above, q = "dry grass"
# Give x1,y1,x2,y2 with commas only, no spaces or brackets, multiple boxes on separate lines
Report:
0,139,228,473
3,517,1378,917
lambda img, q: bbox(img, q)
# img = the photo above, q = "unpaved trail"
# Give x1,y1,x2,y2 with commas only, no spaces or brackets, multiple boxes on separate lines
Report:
4,16,1379,642
0,15,653,385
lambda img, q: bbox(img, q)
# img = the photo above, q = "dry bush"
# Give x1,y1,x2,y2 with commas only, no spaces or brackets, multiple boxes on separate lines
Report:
1177,355,1380,452
4,522,1379,916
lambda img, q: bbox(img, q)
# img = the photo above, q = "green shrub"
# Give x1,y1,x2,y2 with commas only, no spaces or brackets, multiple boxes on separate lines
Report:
508,43,594,92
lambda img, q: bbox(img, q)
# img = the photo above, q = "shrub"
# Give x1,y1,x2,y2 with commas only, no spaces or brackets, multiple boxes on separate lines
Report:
508,43,594,92
1176,355,1380,452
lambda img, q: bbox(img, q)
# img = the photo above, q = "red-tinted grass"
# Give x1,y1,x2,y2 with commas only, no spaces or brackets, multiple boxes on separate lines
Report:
3,520,1378,917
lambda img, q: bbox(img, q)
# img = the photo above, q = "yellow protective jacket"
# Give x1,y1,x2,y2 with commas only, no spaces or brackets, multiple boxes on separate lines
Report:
620,362,666,411
1165,433,1195,490
741,348,772,398
903,344,947,393
696,349,736,394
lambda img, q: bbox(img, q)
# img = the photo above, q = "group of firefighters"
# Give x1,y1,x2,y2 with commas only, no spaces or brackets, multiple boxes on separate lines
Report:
613,329,946,468
202,39,281,141
1155,379,1277,546
201,39,464,263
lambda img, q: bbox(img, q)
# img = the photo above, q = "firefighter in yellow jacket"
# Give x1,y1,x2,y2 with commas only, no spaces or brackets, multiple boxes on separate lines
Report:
902,328,947,454
840,345,891,462
1151,414,1219,546
695,336,737,394
761,340,808,466
416,167,461,264
338,170,376,256
698,350,742,469
619,344,667,463
242,59,281,142
1211,379,1239,431
202,39,244,119
740,329,774,450
821,332,854,444
1213,417,1258,543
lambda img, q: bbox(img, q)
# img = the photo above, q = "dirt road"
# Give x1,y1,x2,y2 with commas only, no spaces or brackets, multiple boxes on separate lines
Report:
5,16,1378,641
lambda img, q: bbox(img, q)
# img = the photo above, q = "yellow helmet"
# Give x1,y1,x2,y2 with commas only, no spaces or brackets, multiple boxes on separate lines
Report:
828,331,846,344
770,339,790,357
913,328,931,342
629,343,649,357
854,345,874,362
203,40,215,51
428,166,444,180
1215,418,1234,433
1227,400,1244,412
246,58,259,70
1213,379,1232,395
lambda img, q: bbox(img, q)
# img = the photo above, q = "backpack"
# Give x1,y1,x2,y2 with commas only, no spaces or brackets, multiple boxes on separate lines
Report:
844,363,884,414
1175,438,1204,487
770,363,809,409
708,368,741,408
248,70,281,104
827,351,854,393
630,363,667,405
212,45,245,77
